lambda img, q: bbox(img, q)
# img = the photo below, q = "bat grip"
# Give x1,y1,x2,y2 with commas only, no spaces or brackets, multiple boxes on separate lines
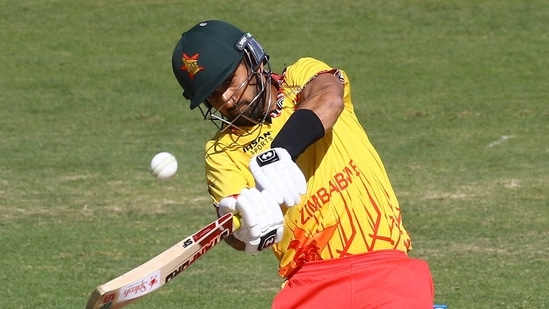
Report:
232,214,242,231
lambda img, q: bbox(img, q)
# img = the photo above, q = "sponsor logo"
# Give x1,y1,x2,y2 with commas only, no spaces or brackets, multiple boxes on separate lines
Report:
300,159,361,225
118,270,161,302
258,229,277,251
180,53,204,80
165,221,232,283
182,238,193,248
99,293,115,309
243,132,273,156
256,149,279,167
236,33,252,50
192,221,217,242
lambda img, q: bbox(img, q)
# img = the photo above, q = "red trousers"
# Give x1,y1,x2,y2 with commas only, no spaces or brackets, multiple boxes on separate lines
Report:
272,250,434,309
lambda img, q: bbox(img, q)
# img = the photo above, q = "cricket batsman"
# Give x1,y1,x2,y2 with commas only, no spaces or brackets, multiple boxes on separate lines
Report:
171,20,434,308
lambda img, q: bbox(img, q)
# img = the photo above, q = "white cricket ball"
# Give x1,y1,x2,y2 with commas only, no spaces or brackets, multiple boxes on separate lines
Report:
150,152,178,180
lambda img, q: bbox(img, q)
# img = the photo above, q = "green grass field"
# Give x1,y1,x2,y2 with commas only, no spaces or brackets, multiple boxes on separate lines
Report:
1,0,547,308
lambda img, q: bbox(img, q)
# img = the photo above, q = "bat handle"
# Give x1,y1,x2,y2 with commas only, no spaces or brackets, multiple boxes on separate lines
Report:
232,214,242,231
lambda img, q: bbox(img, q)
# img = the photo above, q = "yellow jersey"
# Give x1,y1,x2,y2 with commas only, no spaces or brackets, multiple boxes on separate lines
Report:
205,57,411,278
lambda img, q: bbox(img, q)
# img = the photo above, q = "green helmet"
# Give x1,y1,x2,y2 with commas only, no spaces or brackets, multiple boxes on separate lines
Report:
172,20,267,110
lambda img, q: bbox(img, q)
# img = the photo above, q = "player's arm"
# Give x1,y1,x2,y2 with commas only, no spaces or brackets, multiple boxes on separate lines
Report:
294,72,345,132
249,71,344,207
223,234,246,251
270,72,344,162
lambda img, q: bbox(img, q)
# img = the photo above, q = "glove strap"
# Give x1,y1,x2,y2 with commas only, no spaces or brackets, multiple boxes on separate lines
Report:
257,229,279,251
271,109,325,160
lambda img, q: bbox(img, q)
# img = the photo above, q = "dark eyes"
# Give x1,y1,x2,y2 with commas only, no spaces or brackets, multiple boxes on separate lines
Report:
222,75,233,87
208,75,234,98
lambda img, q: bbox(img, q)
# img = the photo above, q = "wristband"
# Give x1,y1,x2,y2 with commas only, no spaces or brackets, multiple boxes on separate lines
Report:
271,109,325,161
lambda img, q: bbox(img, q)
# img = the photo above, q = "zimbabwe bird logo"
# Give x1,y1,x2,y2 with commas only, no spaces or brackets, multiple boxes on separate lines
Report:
180,53,204,79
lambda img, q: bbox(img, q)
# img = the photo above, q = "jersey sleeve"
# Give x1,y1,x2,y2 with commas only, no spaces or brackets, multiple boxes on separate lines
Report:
283,57,334,86
281,57,348,109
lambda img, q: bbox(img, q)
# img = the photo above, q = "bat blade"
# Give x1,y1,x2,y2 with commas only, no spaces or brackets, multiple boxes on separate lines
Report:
85,213,238,309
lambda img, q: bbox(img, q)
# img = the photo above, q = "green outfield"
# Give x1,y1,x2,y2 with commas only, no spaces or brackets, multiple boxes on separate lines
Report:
1,0,547,308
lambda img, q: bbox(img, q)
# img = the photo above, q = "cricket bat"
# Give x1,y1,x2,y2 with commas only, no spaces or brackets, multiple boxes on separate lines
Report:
85,213,240,309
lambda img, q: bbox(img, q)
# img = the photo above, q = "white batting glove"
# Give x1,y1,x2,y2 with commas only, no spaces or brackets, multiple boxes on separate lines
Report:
217,188,284,254
249,148,307,207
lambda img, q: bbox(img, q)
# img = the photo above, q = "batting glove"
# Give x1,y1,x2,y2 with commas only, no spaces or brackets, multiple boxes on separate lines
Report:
217,188,284,254
249,148,307,207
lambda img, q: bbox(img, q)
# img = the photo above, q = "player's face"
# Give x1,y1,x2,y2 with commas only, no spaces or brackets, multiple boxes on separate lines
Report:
206,61,268,127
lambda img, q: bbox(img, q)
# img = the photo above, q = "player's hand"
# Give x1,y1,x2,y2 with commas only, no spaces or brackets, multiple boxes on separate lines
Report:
249,148,307,207
217,188,284,254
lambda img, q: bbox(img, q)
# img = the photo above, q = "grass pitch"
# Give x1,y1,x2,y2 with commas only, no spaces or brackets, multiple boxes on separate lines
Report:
0,0,547,308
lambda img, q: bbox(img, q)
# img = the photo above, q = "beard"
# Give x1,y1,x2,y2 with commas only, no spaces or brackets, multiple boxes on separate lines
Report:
230,97,268,126
229,77,271,127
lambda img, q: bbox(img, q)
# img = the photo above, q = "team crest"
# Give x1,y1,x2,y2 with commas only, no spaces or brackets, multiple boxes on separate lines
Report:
180,53,204,79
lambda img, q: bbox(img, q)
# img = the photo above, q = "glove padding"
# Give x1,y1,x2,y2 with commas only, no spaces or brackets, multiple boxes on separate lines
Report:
249,148,307,207
217,188,284,253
